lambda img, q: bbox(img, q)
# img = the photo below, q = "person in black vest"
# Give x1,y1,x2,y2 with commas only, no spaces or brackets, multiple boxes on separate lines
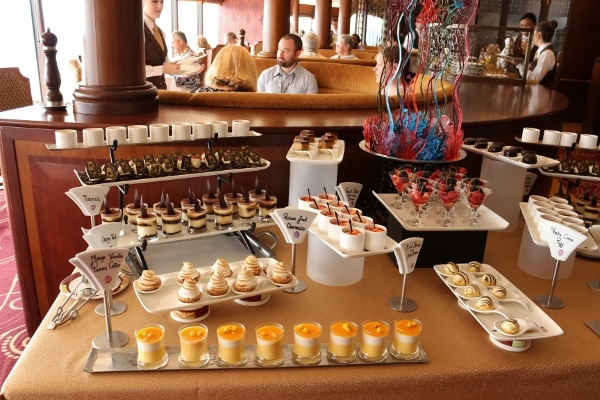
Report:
517,20,559,87
143,0,179,89
513,12,538,62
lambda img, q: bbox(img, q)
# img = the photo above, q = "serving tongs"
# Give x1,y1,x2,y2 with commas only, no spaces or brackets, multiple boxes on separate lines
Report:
47,285,98,330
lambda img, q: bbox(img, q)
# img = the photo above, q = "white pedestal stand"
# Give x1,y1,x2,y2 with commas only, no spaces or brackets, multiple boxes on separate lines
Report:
286,141,345,207
305,228,398,286
463,145,559,232
307,232,365,286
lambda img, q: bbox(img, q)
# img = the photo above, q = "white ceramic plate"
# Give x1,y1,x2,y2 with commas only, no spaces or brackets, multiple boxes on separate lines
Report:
133,258,297,314
60,272,128,300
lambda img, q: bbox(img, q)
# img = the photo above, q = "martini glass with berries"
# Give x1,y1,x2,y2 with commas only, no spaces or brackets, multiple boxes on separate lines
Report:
389,167,413,209
464,178,492,226
407,178,434,227
436,177,462,227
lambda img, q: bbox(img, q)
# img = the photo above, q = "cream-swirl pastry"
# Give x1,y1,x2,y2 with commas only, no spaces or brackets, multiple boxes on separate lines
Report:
270,261,293,284
475,296,494,311
211,257,232,278
177,261,200,284
452,271,469,286
242,255,263,276
135,270,162,292
205,271,230,296
177,277,202,303
233,267,258,292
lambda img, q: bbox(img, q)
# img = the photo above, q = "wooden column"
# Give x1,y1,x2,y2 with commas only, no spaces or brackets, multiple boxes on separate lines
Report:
259,0,290,58
72,0,158,115
291,0,300,34
316,0,333,49
338,0,352,35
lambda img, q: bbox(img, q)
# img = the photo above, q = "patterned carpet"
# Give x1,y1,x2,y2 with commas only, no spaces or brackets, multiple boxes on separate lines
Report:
0,190,29,386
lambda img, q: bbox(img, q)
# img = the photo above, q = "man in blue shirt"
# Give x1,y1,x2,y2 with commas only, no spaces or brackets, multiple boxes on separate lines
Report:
257,34,318,94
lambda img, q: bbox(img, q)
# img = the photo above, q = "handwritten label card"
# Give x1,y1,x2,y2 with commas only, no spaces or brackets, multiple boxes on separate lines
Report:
542,221,587,261
393,237,423,274
272,208,317,245
84,223,122,248
336,183,363,208
66,186,110,216
72,248,129,291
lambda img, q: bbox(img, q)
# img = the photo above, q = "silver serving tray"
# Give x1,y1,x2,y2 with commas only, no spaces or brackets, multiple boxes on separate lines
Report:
84,343,428,372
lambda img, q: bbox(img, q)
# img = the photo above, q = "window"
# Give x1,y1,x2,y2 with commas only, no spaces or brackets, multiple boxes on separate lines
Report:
0,0,218,103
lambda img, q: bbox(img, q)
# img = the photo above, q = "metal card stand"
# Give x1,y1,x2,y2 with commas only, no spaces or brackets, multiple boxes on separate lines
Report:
70,248,131,349
270,208,317,294
587,277,600,292
66,186,128,317
388,238,423,312
535,222,587,309
285,243,307,293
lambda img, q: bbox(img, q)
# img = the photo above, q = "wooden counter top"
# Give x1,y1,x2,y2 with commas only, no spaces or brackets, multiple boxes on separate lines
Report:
0,81,568,135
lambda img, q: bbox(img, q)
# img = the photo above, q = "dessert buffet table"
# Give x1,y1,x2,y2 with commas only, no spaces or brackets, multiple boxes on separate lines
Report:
3,226,600,399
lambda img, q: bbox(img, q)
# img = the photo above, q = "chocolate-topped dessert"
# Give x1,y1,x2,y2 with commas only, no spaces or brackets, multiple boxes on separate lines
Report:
487,142,504,153
521,150,537,164
475,138,488,149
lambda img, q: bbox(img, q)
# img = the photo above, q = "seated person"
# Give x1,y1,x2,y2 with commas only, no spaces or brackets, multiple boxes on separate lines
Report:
351,33,365,50
300,31,326,58
193,45,258,92
257,33,318,94
373,45,415,97
517,20,559,87
224,31,238,45
171,31,205,91
196,35,212,53
331,34,359,60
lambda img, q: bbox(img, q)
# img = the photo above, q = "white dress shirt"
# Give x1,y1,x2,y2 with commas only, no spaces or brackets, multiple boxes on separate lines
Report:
257,64,318,94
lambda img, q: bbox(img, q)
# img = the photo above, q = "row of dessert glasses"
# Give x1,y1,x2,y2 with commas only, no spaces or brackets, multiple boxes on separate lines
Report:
135,318,423,370
389,167,492,228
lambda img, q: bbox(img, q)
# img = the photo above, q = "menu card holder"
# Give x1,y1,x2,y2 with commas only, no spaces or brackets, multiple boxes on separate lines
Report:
388,238,423,312
535,222,587,309
271,208,317,294
68,185,128,317
72,248,130,348
65,186,110,228
335,182,363,208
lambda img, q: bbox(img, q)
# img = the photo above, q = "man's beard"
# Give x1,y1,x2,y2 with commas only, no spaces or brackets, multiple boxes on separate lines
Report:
278,58,296,68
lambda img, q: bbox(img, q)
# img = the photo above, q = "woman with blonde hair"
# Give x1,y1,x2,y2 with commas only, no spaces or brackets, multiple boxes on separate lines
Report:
195,45,258,92
196,35,212,51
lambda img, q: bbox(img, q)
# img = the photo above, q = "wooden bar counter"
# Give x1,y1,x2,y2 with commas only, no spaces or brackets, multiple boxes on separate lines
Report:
2,225,600,399
0,81,568,335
